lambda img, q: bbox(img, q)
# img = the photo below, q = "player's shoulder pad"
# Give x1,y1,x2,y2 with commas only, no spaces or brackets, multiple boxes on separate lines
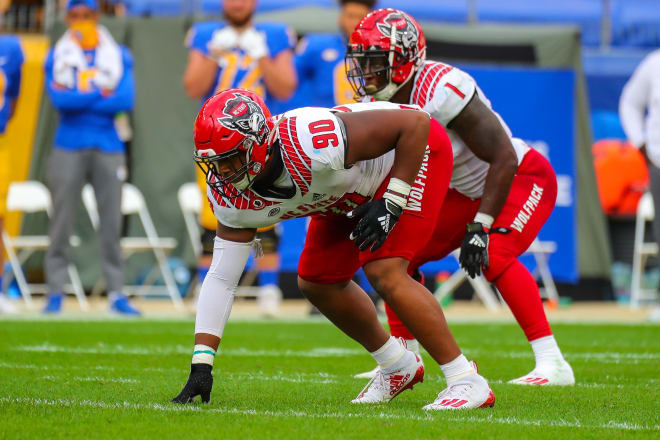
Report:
419,62,476,125
301,33,343,60
302,33,341,48
332,101,423,113
280,107,345,169
186,21,222,48
256,22,296,45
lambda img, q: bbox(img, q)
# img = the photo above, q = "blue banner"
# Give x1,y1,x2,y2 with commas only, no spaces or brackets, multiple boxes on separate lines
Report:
279,66,578,283
419,65,578,283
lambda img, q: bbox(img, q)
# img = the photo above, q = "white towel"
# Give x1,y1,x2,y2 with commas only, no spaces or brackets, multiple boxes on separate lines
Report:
53,25,123,91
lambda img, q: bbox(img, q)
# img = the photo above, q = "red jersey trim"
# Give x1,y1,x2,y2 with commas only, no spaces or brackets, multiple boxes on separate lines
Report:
412,62,453,109
279,116,313,196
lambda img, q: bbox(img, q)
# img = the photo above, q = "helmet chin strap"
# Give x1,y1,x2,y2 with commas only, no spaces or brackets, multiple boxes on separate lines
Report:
372,68,415,101
371,22,416,101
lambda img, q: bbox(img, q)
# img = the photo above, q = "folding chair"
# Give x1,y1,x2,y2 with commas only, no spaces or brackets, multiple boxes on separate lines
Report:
1,181,87,310
526,240,560,303
177,182,203,258
433,238,559,311
433,250,501,311
82,183,183,309
631,192,658,308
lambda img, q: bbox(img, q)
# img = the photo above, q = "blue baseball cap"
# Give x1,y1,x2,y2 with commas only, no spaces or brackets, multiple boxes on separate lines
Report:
66,0,98,11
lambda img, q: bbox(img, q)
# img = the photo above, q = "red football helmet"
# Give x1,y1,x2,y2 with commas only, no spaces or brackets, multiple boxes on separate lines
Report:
346,8,426,100
193,88,274,198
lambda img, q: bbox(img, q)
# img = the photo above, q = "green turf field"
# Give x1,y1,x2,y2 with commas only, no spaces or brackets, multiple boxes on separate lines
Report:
0,318,658,439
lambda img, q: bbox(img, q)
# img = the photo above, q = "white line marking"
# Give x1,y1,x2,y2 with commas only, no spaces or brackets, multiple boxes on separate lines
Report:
13,343,364,357
0,397,656,431
41,375,138,384
2,362,657,389
0,363,336,385
13,343,658,364
0,361,117,371
462,348,659,363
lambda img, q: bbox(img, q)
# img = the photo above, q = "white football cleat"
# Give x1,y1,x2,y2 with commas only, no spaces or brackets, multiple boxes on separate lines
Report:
354,365,379,379
508,359,575,386
351,351,424,404
423,362,495,411
353,339,422,379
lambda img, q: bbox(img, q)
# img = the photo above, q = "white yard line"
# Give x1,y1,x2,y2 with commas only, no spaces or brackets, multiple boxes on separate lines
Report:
41,375,138,384
461,348,660,362
0,396,656,431
13,343,659,364
1,362,656,389
13,343,365,357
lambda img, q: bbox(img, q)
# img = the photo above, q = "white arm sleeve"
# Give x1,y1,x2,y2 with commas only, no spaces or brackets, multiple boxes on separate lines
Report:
619,54,654,148
194,236,254,337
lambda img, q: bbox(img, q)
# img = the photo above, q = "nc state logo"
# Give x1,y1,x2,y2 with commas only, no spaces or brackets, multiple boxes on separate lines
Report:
217,93,269,144
376,11,419,53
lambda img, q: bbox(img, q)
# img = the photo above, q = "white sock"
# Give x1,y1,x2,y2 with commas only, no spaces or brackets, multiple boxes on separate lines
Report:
370,336,405,371
192,344,216,366
404,338,420,355
530,335,564,369
440,354,475,384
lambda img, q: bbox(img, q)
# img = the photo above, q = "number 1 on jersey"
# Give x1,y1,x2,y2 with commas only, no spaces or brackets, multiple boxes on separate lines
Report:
308,119,339,149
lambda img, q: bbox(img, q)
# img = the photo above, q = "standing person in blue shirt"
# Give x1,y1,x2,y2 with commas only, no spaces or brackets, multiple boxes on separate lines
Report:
182,0,297,112
0,32,24,314
183,0,296,313
43,0,139,315
290,0,376,109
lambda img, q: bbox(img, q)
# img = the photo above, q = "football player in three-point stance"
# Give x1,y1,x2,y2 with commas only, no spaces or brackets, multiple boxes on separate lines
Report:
346,8,574,389
172,88,496,410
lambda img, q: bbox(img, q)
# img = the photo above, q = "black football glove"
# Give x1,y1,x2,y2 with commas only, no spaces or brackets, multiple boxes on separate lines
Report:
171,363,213,404
347,198,403,252
459,222,490,278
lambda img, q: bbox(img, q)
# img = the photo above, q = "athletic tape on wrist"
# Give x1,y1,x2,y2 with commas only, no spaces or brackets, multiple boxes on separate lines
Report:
383,178,411,209
474,212,494,228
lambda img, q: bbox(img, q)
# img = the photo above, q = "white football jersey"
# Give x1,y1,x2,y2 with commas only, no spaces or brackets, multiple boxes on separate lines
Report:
411,61,530,199
209,103,416,229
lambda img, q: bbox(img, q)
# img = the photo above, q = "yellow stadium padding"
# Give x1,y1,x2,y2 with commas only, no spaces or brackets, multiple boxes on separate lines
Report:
196,166,218,231
4,34,49,238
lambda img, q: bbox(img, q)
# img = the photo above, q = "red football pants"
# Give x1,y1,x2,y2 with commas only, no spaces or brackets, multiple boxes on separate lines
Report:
298,118,453,284
387,148,558,342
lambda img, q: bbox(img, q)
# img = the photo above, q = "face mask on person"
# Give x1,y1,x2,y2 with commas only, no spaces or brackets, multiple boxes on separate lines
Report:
70,20,98,50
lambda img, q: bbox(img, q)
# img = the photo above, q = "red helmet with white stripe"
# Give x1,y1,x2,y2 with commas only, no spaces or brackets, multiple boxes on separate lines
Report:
346,8,426,100
193,88,274,198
